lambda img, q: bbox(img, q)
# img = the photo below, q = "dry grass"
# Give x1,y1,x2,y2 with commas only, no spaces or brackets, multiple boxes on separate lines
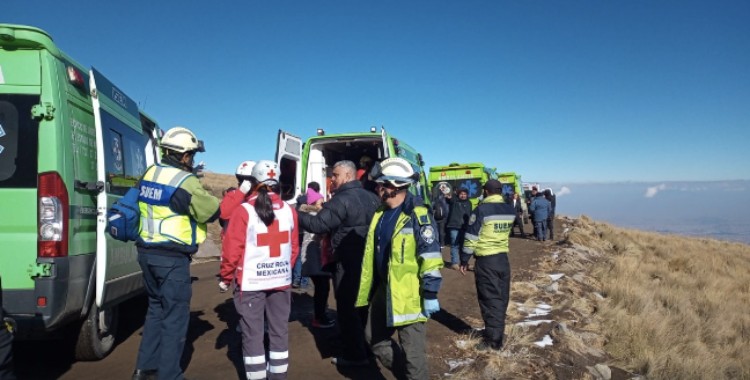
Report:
449,215,750,380
571,217,750,380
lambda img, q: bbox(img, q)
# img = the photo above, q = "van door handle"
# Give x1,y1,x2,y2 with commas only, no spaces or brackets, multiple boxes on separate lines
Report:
75,180,104,193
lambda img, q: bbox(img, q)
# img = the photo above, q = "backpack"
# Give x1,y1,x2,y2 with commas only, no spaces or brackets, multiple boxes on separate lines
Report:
432,196,448,221
106,186,141,242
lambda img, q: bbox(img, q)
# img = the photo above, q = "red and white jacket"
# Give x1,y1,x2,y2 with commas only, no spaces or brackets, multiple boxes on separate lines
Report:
220,192,299,291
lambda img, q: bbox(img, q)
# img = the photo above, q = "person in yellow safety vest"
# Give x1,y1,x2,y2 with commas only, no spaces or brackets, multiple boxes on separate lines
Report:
459,179,516,352
355,157,443,380
132,126,220,380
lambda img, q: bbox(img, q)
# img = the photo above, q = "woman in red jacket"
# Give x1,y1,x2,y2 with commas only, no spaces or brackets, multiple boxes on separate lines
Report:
219,160,299,380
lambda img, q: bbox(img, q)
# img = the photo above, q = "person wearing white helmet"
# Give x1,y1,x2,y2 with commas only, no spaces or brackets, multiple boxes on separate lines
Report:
355,157,444,380
218,160,257,236
132,126,219,380
219,160,299,380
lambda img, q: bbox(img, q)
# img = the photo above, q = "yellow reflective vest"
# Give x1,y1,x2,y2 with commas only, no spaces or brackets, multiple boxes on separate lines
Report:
462,194,516,258
356,200,443,327
137,164,207,247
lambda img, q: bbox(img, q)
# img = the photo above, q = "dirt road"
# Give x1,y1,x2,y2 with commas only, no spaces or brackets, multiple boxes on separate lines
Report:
13,228,554,380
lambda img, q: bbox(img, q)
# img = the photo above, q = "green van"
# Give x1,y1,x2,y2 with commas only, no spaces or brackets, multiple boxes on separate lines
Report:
275,127,430,204
428,162,498,209
0,24,161,360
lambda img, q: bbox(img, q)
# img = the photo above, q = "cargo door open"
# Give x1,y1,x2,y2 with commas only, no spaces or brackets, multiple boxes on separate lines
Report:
275,129,303,202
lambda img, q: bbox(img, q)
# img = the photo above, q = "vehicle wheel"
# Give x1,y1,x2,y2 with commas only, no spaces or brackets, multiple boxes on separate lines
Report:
74,302,119,361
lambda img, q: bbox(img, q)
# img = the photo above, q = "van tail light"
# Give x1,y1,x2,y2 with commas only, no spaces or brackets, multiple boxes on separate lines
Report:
38,172,69,257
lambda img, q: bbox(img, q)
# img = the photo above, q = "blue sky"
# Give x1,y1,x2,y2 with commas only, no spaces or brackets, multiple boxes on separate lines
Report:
5,0,749,182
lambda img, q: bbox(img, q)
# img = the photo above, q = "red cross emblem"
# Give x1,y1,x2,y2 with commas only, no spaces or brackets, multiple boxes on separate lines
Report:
267,169,277,179
256,219,289,257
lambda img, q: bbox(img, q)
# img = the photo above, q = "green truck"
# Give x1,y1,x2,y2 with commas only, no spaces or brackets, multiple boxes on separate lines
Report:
428,162,498,209
1,24,162,360
498,172,529,222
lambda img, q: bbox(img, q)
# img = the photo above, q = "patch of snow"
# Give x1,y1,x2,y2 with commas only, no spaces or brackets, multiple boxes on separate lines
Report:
549,273,565,281
534,335,554,347
445,358,475,371
516,319,554,327
454,340,470,349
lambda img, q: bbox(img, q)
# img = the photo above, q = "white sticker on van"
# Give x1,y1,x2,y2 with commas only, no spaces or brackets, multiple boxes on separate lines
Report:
0,65,4,84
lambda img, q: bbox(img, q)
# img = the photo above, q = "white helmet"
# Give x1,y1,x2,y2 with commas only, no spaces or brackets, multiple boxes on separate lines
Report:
375,157,416,188
235,161,257,176
160,126,205,153
251,160,281,185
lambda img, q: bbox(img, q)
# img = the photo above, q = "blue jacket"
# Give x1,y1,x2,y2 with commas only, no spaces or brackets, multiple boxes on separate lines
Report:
530,195,551,221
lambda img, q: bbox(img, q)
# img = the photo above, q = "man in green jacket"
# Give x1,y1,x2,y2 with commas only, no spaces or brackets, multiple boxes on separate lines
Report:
355,158,443,380
460,179,516,351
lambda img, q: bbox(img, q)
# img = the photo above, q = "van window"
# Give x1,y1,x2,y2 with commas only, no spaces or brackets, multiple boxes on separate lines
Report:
279,157,297,201
0,94,39,188
101,110,148,195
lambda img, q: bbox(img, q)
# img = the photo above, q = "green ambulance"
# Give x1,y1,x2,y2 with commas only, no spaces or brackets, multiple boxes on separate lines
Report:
497,171,529,222
275,127,431,205
428,162,498,209
0,24,162,360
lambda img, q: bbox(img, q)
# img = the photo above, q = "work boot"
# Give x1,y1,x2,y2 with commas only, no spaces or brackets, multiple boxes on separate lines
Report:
474,340,502,352
131,369,158,380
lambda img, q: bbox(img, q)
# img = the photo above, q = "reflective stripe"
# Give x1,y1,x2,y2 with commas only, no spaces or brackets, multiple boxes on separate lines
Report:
392,312,423,323
244,355,265,365
269,364,288,373
423,269,442,278
464,232,479,241
269,350,288,360
463,247,475,254
399,227,413,235
483,214,516,222
247,370,267,379
146,205,155,238
419,251,442,259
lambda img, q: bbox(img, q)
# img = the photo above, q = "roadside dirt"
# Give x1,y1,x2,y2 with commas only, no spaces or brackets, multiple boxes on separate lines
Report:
13,219,622,379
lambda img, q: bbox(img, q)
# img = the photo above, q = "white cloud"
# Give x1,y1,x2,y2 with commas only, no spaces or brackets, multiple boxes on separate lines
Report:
645,184,667,198
557,186,571,197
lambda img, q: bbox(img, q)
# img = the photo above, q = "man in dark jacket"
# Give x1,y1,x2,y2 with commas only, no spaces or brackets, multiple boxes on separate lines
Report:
530,192,551,241
298,160,381,367
543,189,556,240
445,188,473,270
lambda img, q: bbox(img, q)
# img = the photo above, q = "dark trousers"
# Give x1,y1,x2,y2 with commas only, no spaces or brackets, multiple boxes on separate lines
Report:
511,214,525,237
310,274,331,321
547,215,555,239
475,254,511,348
534,219,548,241
334,259,369,361
136,252,192,380
0,294,15,380
365,284,427,380
235,289,291,380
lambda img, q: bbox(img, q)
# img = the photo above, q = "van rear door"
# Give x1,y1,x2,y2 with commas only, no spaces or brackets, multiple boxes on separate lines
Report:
0,49,42,293
90,68,146,308
275,129,303,202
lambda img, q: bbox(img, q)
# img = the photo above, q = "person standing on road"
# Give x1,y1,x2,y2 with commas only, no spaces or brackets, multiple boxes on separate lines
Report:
1,277,17,380
219,160,299,380
459,179,515,351
529,191,551,242
133,127,220,380
445,187,472,270
297,160,381,367
543,188,557,240
219,160,257,235
298,194,336,329
356,158,444,380
510,192,526,238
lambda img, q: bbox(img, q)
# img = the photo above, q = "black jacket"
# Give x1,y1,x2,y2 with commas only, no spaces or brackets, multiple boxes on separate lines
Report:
446,196,472,229
298,180,381,263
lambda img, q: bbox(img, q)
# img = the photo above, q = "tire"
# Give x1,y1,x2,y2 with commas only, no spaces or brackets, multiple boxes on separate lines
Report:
74,302,119,361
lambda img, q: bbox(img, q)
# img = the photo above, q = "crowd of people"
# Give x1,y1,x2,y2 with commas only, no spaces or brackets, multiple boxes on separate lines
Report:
0,126,545,380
